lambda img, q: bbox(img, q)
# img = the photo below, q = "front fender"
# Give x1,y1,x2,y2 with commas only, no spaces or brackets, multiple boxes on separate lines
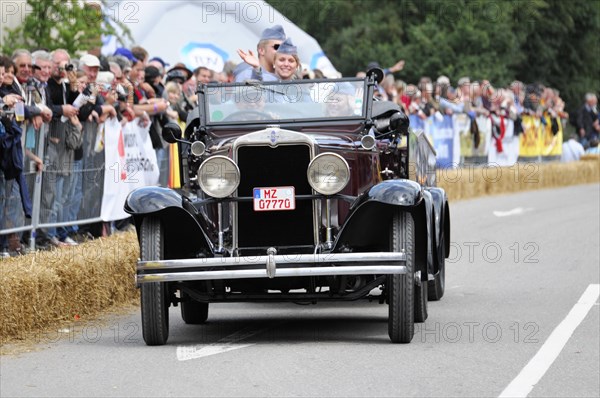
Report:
424,187,445,253
425,187,450,259
333,179,424,251
124,187,213,259
350,179,423,210
124,186,184,215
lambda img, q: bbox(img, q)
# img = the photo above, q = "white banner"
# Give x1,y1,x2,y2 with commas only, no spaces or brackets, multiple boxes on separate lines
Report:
100,117,159,221
487,119,519,166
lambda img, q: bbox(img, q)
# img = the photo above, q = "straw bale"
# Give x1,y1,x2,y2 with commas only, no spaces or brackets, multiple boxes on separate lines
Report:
438,160,599,201
1,232,139,343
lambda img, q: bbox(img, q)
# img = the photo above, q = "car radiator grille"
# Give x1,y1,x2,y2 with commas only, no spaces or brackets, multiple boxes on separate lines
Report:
236,145,314,250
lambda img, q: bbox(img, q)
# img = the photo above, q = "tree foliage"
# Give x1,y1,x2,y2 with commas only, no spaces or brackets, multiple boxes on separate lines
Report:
1,0,131,56
271,0,600,113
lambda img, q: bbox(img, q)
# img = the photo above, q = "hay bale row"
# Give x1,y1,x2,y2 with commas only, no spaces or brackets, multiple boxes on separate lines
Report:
438,159,600,201
0,232,139,343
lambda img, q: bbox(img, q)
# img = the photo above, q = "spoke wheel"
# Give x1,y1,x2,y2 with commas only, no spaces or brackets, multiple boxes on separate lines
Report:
140,217,170,346
388,210,415,343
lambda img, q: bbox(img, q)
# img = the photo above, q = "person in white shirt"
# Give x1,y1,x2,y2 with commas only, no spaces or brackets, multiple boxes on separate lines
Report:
561,134,585,162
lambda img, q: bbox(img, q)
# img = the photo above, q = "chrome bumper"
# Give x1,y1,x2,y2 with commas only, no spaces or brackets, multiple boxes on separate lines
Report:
136,252,406,284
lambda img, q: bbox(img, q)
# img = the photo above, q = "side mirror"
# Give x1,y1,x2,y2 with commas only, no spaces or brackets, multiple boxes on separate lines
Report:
390,111,409,135
366,67,384,84
162,122,182,144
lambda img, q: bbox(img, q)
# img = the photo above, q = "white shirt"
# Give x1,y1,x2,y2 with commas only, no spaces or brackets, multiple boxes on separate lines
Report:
561,139,584,162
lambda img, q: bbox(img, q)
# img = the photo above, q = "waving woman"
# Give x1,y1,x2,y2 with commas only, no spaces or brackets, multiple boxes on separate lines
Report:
237,38,300,82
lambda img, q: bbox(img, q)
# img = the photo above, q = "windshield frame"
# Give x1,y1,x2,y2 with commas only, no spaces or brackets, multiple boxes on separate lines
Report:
198,77,369,129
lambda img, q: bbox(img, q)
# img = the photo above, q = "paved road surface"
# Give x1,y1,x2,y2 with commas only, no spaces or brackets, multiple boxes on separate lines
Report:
1,183,599,397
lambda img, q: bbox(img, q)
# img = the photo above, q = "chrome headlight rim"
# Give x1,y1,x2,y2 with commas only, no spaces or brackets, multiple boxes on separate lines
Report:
197,155,240,198
307,152,350,196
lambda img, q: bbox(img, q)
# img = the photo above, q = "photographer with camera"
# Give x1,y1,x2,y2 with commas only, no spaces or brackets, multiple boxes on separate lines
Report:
44,49,84,246
30,49,70,247
73,53,118,239
107,61,135,125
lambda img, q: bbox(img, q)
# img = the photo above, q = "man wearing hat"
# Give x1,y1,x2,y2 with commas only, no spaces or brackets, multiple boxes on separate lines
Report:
165,63,192,85
79,53,117,121
238,37,300,82
235,24,286,82
148,56,169,77
113,48,138,64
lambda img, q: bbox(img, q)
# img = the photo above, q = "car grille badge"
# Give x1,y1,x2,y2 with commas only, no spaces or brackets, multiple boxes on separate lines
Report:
270,130,279,145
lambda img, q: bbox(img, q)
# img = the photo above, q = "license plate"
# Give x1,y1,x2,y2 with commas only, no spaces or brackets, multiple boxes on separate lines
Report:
253,186,295,211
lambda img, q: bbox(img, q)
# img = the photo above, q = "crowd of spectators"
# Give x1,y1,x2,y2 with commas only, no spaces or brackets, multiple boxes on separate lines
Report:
1,25,599,256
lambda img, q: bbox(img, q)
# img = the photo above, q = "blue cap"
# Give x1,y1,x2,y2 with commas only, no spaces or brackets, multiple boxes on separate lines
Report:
276,38,297,56
260,25,286,41
113,48,138,63
149,56,169,68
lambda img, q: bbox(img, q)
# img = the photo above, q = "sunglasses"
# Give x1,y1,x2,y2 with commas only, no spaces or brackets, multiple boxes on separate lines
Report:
18,63,32,69
271,44,280,50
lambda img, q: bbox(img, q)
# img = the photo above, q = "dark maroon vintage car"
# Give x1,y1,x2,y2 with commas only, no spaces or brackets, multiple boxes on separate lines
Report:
125,71,450,345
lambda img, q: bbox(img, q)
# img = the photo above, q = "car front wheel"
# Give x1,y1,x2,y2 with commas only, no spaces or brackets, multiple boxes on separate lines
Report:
388,210,415,343
140,217,170,346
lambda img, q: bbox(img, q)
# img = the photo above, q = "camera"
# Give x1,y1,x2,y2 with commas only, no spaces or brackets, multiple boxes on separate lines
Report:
25,77,40,92
65,64,74,72
0,100,15,118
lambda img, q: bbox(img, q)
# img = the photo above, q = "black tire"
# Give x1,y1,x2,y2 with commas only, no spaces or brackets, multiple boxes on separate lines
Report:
388,210,415,343
181,293,209,324
428,229,445,301
140,217,170,346
414,271,428,323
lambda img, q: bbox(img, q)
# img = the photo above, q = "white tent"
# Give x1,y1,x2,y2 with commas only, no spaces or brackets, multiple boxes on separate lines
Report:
101,0,339,77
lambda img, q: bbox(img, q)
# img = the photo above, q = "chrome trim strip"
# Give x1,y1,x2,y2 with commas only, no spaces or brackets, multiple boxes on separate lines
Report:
138,252,405,270
137,265,407,283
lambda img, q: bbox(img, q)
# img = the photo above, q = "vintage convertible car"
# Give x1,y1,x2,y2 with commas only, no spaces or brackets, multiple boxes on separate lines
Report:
125,70,450,345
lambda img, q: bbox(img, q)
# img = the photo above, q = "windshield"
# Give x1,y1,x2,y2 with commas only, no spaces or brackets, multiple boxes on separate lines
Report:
203,79,366,124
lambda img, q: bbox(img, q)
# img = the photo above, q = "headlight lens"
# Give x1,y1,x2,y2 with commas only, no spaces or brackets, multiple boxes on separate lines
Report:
197,156,240,198
307,153,350,195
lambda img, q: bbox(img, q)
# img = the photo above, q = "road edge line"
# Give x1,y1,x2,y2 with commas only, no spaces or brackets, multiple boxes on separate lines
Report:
499,283,600,398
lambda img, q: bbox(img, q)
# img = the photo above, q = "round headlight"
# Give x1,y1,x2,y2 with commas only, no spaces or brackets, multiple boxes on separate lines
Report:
307,153,350,195
197,156,240,198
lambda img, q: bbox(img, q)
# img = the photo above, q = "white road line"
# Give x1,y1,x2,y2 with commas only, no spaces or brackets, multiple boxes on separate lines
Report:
499,283,600,398
493,207,534,217
176,323,280,361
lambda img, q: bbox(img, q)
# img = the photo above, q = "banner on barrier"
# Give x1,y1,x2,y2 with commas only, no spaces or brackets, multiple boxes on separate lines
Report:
101,118,159,221
455,113,472,158
542,116,563,156
488,119,519,166
519,115,542,157
518,115,563,157
425,115,457,168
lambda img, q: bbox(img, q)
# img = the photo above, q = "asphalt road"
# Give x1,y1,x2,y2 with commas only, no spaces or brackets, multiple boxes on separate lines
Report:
1,183,599,398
